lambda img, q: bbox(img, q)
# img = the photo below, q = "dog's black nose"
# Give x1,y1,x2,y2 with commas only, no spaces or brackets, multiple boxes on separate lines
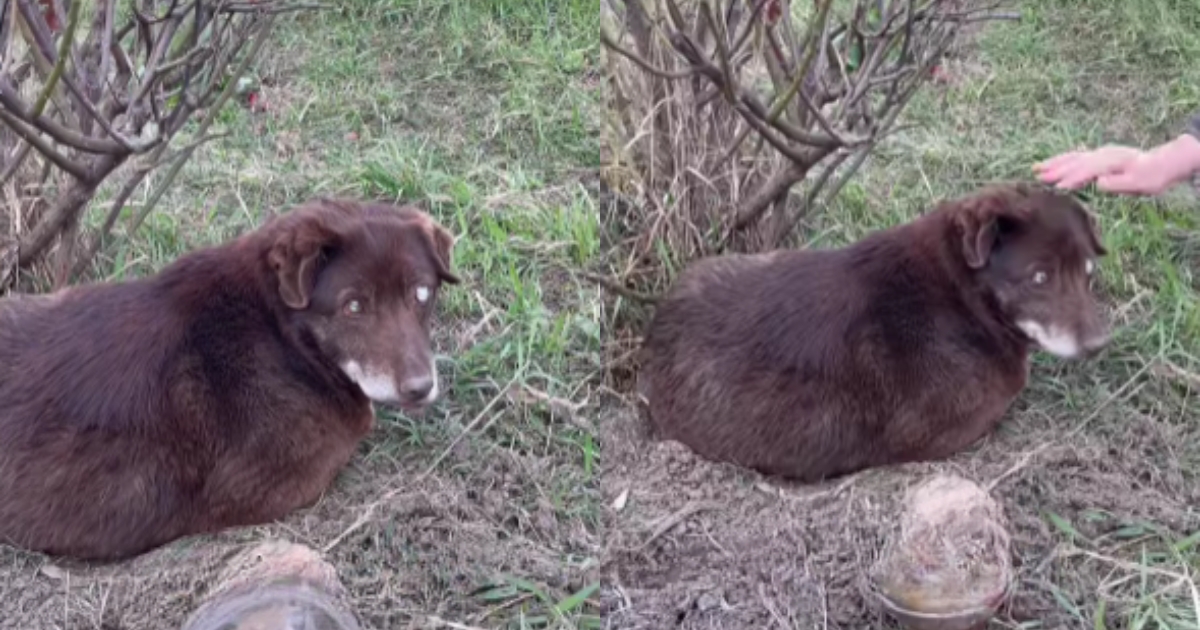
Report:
400,375,434,401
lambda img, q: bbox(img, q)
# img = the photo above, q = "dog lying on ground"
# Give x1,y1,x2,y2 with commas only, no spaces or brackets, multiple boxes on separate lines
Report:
638,183,1110,482
0,198,460,561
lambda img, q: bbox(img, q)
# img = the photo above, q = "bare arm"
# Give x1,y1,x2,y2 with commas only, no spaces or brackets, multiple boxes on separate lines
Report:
1034,110,1200,195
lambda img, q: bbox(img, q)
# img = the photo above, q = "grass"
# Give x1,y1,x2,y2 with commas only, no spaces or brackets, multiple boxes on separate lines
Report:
803,0,1200,626
69,0,603,628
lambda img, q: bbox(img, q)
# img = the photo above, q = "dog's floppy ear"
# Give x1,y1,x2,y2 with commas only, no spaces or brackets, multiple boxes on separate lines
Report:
421,218,461,285
955,187,1032,270
1076,202,1108,257
268,207,347,310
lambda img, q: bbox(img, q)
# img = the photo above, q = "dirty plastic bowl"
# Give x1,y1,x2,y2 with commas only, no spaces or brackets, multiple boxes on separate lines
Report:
871,581,1010,630
182,577,361,630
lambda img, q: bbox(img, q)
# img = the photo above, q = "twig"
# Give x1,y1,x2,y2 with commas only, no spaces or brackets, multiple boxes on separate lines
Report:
322,377,517,553
771,146,855,243
17,155,120,267
728,160,809,233
0,106,91,181
601,26,696,80
637,500,721,551
582,271,659,304
222,2,332,13
421,378,517,478
424,617,489,630
126,14,278,236
985,359,1154,492
30,0,81,116
0,142,35,188
0,87,129,154
766,0,833,127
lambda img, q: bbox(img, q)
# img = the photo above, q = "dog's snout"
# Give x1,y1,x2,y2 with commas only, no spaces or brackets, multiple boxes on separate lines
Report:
400,374,435,401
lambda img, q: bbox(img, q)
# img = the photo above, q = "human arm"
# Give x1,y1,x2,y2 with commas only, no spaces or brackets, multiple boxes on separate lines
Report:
1032,111,1200,195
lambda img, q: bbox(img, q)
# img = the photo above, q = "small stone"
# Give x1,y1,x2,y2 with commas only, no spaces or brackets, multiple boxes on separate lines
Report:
695,591,722,612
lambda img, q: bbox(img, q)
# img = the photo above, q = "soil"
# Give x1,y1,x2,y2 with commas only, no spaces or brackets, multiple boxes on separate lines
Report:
599,367,1200,629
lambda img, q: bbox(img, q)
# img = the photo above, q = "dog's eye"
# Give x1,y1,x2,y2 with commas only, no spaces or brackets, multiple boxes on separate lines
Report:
1032,271,1048,285
415,285,430,304
343,299,364,315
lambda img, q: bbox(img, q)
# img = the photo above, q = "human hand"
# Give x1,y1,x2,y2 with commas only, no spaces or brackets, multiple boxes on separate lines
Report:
1033,134,1200,196
1033,145,1144,190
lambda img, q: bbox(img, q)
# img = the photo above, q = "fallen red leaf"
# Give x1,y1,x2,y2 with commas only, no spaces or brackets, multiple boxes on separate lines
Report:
38,0,60,32
765,0,782,25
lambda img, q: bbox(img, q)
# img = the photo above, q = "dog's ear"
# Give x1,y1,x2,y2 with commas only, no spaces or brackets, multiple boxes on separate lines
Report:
1075,202,1108,257
421,218,461,285
268,208,346,310
955,188,1031,270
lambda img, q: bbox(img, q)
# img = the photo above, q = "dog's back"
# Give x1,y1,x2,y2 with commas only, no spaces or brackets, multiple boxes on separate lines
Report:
640,183,1108,481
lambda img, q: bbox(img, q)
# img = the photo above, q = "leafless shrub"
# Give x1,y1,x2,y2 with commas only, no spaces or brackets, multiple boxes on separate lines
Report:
0,0,318,292
599,0,1011,301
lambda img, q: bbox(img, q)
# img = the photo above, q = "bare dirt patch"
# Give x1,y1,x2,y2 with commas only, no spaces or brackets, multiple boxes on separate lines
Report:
600,368,1200,628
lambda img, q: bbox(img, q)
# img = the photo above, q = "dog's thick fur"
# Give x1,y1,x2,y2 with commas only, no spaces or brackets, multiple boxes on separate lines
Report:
0,198,459,561
639,183,1110,482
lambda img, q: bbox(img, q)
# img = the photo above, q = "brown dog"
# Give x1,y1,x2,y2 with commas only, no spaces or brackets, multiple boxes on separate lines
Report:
639,183,1109,482
0,198,460,561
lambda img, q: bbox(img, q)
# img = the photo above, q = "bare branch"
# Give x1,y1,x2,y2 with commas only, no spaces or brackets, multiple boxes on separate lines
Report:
0,143,36,189
0,86,132,153
602,0,1016,282
55,72,143,151
669,31,852,148
0,106,91,181
602,27,698,80
4,0,322,275
128,13,279,236
17,153,120,267
769,0,833,127
14,0,58,66
220,2,332,14
728,160,809,232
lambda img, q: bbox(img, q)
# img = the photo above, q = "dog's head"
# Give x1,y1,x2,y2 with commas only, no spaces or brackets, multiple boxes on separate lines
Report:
266,198,460,411
952,183,1109,359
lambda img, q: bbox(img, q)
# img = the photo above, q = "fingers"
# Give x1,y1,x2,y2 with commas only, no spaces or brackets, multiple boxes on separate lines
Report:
1044,165,1107,190
1035,155,1106,190
1032,151,1084,173
1033,146,1143,190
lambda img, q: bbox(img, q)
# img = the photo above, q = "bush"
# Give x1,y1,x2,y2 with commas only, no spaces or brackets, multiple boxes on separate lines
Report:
0,0,313,291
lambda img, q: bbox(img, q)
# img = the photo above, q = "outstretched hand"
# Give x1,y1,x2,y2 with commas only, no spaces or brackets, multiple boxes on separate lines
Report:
1033,134,1200,196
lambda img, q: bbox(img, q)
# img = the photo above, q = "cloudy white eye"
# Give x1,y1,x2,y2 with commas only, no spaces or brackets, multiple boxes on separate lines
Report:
344,299,364,315
1085,259,1095,275
1032,271,1048,285
415,285,430,304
